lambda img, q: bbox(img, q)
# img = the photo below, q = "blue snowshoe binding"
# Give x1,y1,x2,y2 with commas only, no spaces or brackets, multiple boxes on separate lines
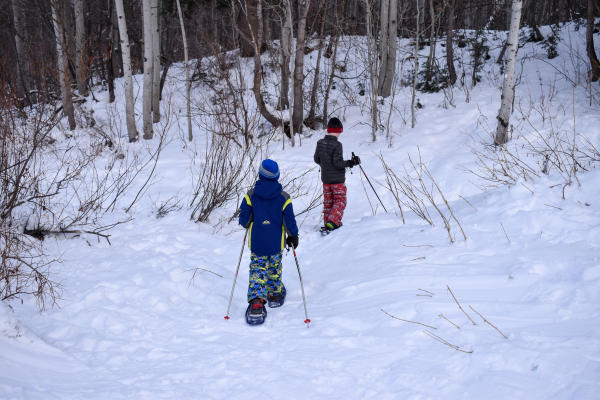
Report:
267,284,286,308
245,298,267,325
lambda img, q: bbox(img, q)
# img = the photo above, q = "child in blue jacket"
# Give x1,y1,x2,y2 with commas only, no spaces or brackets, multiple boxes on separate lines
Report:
238,159,299,324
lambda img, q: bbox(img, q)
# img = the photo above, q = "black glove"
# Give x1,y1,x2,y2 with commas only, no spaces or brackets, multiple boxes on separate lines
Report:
351,153,361,165
286,235,299,249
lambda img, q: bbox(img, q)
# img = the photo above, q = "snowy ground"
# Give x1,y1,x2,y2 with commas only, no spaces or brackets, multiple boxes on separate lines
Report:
1,24,600,399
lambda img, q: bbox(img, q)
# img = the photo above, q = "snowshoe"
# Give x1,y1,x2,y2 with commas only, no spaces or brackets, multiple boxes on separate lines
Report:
267,284,286,308
245,298,267,325
320,221,342,236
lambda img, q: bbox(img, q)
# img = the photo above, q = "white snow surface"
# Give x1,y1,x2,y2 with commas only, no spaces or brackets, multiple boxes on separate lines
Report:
2,24,600,399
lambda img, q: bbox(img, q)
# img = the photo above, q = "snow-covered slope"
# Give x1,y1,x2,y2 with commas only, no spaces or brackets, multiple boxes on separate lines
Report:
1,23,599,399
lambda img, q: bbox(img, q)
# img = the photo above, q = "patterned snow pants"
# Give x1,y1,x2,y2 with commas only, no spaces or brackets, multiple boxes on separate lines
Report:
247,252,283,302
323,183,347,226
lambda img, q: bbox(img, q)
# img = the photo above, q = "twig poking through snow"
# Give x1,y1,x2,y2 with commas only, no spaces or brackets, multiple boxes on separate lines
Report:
188,267,223,287
417,288,434,296
423,330,473,353
381,309,437,330
447,285,477,325
439,313,461,329
500,223,511,244
469,305,508,339
544,203,563,211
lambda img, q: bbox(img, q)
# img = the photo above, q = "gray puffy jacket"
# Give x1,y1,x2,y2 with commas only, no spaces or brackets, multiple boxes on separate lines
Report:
313,135,353,184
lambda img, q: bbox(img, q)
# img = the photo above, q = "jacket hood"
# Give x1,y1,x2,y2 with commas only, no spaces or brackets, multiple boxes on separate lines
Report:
253,177,282,199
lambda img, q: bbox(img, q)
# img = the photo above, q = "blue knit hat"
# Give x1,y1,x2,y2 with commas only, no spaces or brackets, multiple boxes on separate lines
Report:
258,159,280,180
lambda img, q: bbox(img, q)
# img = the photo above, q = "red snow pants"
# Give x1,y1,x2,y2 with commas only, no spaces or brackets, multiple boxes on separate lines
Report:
322,183,347,226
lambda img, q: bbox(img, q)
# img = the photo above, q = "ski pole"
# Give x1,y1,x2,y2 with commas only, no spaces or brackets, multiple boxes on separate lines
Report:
292,246,311,326
353,152,388,213
224,229,248,320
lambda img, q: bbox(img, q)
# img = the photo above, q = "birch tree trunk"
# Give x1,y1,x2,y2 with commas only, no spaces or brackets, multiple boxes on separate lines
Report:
151,0,161,123
445,0,457,85
494,0,523,145
378,0,398,98
73,0,88,96
142,0,154,139
51,0,76,130
277,10,291,111
286,0,295,146
411,0,420,129
364,0,378,140
11,0,28,102
115,0,138,142
307,3,327,127
175,0,192,141
586,0,600,82
292,0,311,136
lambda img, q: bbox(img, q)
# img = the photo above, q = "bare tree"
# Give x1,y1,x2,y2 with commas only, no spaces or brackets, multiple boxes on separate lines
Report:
495,0,523,145
411,0,420,129
115,0,138,142
307,1,328,128
10,0,28,103
175,0,192,141
378,0,398,98
51,0,76,130
152,0,161,123
586,0,600,82
142,0,154,139
445,0,457,86
277,3,292,111
73,0,88,96
364,0,379,140
291,0,311,135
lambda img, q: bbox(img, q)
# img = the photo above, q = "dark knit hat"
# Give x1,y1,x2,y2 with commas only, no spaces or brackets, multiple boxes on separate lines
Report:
258,159,280,180
327,117,343,134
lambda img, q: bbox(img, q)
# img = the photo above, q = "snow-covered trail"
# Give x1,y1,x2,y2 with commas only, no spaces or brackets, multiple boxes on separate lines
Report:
4,150,600,399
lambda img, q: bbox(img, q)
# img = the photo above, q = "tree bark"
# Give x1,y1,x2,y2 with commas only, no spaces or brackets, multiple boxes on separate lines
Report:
151,0,161,123
115,0,138,142
411,0,420,129
587,0,600,82
445,0,457,85
278,8,291,111
381,0,398,98
51,0,76,130
73,0,88,96
292,0,311,135
364,0,378,140
495,0,523,145
307,2,328,127
11,0,28,102
142,0,154,139
175,0,192,141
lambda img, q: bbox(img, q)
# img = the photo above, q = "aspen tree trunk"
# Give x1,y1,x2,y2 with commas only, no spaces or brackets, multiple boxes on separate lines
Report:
151,0,161,123
142,0,154,139
292,0,311,136
110,3,123,78
587,0,600,82
107,0,116,102
278,10,291,111
425,0,436,82
364,0,378,141
495,0,523,145
411,0,420,129
378,0,398,98
323,35,339,124
307,3,327,127
51,0,76,130
11,0,28,102
445,0,457,85
115,0,138,142
73,0,88,96
286,0,296,146
175,0,192,141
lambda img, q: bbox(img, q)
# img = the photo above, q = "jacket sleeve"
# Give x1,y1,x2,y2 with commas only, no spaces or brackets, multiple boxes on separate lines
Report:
282,195,299,237
313,142,321,165
332,141,352,169
238,192,253,228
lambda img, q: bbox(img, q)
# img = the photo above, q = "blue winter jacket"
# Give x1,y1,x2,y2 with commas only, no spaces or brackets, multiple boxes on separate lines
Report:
238,177,299,256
